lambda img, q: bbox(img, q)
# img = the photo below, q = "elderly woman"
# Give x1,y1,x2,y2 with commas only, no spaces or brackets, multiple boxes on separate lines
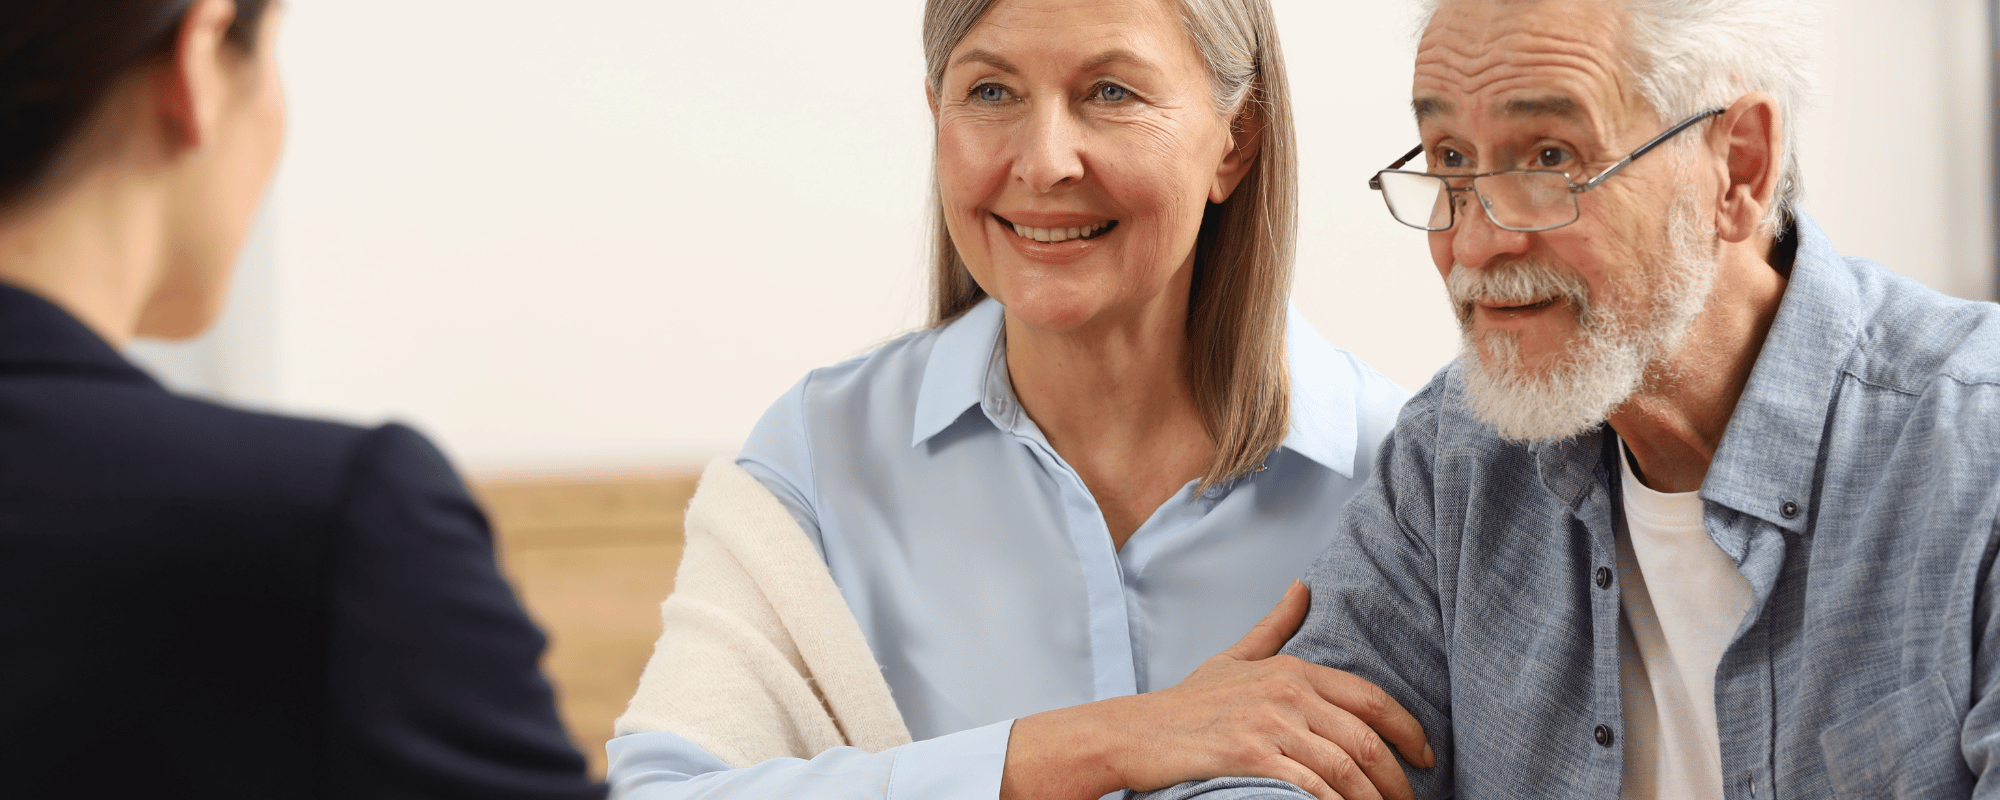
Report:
0,1,601,796
608,1,1424,798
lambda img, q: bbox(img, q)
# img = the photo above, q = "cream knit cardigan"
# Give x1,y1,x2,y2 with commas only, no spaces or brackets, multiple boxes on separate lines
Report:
613,456,914,767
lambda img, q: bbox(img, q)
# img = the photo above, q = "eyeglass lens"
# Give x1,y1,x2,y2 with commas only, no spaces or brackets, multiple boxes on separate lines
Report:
1376,171,1580,232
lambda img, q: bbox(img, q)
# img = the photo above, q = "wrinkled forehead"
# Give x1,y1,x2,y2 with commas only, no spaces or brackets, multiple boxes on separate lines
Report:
1412,0,1648,136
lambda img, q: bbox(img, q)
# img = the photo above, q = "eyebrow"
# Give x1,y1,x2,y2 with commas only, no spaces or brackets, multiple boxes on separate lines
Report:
952,49,1019,75
1077,48,1158,74
948,48,1159,79
1499,96,1583,120
1412,95,1585,123
1413,96,1451,122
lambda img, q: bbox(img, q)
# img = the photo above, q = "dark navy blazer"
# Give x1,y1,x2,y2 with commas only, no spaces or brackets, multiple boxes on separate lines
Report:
0,282,606,799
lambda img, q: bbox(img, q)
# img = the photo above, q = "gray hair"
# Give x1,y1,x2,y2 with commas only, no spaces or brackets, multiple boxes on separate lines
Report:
922,0,1299,492
1422,0,1816,237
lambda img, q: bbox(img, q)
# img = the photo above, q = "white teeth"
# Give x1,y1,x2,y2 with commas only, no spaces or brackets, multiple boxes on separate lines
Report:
1008,220,1110,243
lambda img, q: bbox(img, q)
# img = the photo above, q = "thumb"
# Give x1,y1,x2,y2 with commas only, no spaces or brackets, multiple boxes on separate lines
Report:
1219,580,1310,662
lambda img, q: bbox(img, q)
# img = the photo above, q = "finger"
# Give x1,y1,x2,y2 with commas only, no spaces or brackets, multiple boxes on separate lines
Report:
1292,664,1435,769
1277,731,1381,800
1219,580,1311,661
1297,703,1414,800
1254,752,1345,800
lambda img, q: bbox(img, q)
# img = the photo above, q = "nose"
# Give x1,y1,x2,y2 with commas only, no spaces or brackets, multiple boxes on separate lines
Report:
1451,191,1532,270
1013,101,1084,192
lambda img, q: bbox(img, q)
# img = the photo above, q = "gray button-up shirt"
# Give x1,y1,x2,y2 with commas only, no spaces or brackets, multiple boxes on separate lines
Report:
1146,212,2000,799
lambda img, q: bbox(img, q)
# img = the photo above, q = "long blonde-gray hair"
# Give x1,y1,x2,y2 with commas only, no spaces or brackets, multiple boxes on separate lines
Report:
921,0,1299,491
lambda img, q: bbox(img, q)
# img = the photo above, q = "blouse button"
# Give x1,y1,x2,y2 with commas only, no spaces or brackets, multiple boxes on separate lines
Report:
1594,566,1613,590
1781,500,1800,519
1594,725,1614,747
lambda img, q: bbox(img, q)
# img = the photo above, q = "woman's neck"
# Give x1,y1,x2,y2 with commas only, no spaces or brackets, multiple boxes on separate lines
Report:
0,170,166,348
1003,295,1216,549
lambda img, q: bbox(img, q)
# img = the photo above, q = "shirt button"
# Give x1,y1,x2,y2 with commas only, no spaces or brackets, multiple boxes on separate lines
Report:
1594,725,1614,747
1594,566,1612,590
1781,500,1800,519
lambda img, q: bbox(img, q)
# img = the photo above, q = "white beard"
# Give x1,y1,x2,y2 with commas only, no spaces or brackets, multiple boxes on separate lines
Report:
1452,189,1716,443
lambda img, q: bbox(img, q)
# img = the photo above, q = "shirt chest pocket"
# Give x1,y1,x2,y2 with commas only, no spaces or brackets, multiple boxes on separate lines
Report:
1818,673,1971,798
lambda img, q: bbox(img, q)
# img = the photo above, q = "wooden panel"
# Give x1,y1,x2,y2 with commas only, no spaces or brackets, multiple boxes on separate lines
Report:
475,472,699,779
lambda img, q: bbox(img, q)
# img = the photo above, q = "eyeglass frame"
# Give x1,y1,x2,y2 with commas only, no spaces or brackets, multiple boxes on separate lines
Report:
1366,106,1726,232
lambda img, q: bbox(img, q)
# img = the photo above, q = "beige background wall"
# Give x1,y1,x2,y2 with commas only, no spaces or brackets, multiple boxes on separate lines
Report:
131,0,1995,476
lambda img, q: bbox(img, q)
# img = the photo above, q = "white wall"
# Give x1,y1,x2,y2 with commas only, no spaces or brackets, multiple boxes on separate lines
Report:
1795,0,1995,301
127,0,1996,477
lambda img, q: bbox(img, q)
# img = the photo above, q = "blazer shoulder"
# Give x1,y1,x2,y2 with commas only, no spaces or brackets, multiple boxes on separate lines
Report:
0,377,393,512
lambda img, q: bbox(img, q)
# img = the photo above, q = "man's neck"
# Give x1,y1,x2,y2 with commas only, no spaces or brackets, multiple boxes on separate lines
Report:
1607,237,1789,493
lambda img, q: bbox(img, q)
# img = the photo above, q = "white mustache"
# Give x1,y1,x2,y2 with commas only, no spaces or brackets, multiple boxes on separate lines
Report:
1445,260,1592,322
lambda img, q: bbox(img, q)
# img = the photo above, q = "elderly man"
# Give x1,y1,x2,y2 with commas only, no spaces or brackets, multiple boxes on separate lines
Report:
1146,0,2000,798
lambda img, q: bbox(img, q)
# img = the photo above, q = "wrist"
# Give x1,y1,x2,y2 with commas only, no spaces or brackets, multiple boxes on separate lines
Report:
1001,699,1132,800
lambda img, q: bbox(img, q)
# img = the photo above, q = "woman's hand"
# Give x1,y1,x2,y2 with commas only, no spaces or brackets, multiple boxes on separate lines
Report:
1000,581,1433,800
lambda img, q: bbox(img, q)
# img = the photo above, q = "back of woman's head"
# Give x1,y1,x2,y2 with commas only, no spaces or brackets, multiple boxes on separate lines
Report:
0,0,274,209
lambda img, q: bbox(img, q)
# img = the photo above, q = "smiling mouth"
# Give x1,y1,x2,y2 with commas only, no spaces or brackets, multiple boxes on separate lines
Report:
994,213,1118,244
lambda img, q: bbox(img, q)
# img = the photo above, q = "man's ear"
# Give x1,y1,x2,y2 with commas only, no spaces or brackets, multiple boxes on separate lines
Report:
1209,96,1264,204
153,0,239,153
1710,91,1782,244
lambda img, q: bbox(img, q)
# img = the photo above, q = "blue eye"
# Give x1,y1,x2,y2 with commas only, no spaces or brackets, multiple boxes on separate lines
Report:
1096,83,1131,102
973,84,1009,103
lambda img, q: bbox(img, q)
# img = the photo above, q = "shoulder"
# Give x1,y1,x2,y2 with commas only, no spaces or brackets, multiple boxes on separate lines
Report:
0,372,480,533
736,322,959,528
1282,310,1416,478
1343,351,1417,453
1829,262,2000,489
1842,257,2000,392
1372,359,1539,495
0,378,383,512
1387,360,1474,451
741,325,943,463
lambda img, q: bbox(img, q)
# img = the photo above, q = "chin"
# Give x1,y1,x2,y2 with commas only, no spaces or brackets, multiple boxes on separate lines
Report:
990,281,1114,334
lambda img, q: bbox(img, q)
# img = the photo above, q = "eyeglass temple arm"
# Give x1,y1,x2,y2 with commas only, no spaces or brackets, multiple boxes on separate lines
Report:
1575,107,1726,192
1366,144,1428,189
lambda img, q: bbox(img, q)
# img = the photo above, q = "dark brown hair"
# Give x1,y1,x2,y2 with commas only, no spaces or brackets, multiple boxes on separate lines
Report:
0,0,275,208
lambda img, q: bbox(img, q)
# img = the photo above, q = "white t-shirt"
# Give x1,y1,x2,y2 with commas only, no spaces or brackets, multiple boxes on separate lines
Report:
1615,443,1755,800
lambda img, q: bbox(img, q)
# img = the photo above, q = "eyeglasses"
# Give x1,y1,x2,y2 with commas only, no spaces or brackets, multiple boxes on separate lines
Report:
1367,107,1724,232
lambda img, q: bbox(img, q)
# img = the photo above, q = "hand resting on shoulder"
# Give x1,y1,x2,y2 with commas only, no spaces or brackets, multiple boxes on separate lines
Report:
1001,581,1434,800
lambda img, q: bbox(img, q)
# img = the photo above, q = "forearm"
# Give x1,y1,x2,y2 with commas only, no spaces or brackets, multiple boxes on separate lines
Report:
610,722,1010,800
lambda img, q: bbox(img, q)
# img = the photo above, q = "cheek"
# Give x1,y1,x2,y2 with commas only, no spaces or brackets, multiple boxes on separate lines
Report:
1098,124,1212,235
1429,232,1454,275
934,122,1005,218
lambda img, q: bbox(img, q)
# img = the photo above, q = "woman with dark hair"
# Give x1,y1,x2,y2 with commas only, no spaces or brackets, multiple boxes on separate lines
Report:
0,2,603,797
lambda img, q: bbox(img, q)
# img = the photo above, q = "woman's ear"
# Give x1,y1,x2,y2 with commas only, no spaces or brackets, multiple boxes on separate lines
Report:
1210,98,1263,204
1710,92,1782,244
153,0,240,153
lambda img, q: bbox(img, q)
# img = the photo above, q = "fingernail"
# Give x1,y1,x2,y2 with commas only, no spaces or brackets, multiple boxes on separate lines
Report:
1422,742,1436,768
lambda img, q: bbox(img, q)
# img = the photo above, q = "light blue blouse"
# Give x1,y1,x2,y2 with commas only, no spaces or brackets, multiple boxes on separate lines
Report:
606,298,1411,799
